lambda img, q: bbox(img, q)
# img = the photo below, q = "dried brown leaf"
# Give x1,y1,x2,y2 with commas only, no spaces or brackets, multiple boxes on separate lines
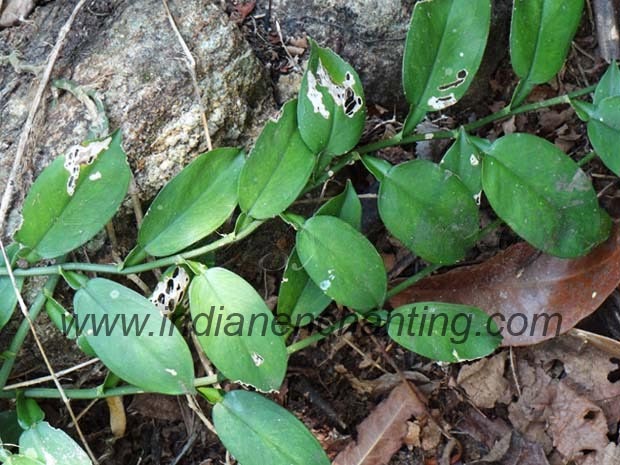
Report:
390,226,620,346
457,352,512,408
333,382,427,465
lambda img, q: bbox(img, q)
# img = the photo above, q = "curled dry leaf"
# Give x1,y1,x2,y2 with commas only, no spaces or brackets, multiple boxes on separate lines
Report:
390,225,620,346
333,382,428,465
456,352,512,409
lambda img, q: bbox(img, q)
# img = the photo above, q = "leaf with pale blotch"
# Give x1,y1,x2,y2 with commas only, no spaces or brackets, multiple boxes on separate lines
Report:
402,0,491,134
15,131,130,262
213,390,330,465
298,40,366,157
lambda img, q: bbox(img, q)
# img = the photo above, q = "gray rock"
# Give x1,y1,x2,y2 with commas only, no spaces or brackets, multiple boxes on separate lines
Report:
0,0,274,229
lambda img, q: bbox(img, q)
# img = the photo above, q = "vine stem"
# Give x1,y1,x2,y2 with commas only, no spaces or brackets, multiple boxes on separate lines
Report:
0,374,219,400
0,220,264,278
357,84,597,154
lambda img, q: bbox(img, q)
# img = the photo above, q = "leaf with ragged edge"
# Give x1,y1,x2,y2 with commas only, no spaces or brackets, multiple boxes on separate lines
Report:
333,382,427,465
482,133,610,258
586,96,620,176
131,148,244,260
0,243,22,331
19,421,91,465
402,0,491,134
389,226,620,346
388,302,501,363
510,0,584,107
189,267,287,392
296,216,386,312
14,131,130,262
440,127,483,199
73,278,195,395
213,390,330,465
297,40,366,156
594,61,620,105
278,181,362,326
378,160,479,265
239,99,315,220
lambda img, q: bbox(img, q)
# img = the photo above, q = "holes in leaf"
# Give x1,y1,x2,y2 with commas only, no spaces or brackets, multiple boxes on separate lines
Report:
437,69,468,91
607,357,620,383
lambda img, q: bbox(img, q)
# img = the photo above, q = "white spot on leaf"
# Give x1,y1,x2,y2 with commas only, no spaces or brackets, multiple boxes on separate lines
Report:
427,94,457,110
110,290,119,299
165,368,178,376
469,154,479,166
251,352,265,367
89,171,102,181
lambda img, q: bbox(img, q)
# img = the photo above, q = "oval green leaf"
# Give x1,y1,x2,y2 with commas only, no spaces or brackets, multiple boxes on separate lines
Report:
239,99,315,219
482,133,610,257
296,216,386,312
15,131,130,262
277,181,362,325
378,160,479,265
135,148,244,258
402,0,491,134
19,421,91,465
510,0,584,107
0,243,23,331
213,390,330,465
189,267,287,392
297,40,366,157
440,127,483,198
73,278,195,394
388,302,502,363
586,96,620,176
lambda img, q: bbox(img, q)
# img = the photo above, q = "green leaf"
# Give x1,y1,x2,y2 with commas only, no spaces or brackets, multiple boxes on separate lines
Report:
388,303,502,362
277,182,362,325
402,0,491,134
0,411,22,446
296,216,386,312
482,133,610,257
594,61,620,105
297,39,366,156
570,98,595,122
15,131,130,262
189,267,288,392
361,155,393,182
586,96,620,176
440,127,483,198
19,421,91,465
510,0,584,107
239,100,315,219
134,148,244,258
0,243,22,331
73,278,195,394
44,295,96,357
213,390,330,465
378,160,479,265
16,395,44,430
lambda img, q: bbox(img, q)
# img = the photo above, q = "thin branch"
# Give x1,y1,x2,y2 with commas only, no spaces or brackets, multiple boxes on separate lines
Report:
162,0,213,151
0,0,88,234
0,240,99,465
3,358,100,390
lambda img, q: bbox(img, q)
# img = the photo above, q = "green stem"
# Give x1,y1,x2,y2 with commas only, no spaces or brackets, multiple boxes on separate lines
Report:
0,273,62,389
0,374,220,400
385,263,442,300
578,150,597,167
1,220,264,278
357,85,597,155
286,313,362,354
